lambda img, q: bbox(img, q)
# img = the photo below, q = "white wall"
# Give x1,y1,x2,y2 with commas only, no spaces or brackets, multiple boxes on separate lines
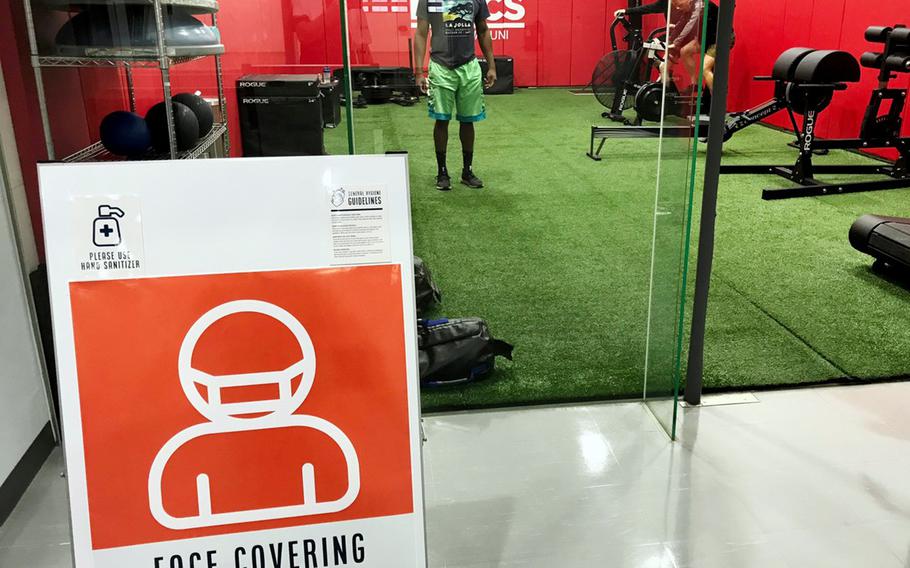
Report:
0,63,49,485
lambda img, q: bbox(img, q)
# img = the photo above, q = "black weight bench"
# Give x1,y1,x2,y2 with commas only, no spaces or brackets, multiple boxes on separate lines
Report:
722,25,910,200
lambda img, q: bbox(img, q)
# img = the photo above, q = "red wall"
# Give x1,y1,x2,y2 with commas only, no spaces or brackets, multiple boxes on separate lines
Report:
289,0,642,88
256,0,644,87
728,0,910,156
19,0,645,165
9,0,908,260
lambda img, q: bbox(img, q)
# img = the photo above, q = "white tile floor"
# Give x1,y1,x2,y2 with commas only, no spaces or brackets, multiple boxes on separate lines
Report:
3,382,910,567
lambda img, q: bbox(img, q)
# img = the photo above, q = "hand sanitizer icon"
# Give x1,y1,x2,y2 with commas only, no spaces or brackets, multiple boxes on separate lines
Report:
93,205,125,247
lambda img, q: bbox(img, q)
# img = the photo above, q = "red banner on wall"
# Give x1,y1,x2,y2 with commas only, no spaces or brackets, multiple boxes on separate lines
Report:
346,0,630,87
46,0,636,162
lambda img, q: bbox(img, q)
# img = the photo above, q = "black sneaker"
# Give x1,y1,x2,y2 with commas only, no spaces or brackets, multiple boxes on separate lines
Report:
436,173,452,191
461,169,484,189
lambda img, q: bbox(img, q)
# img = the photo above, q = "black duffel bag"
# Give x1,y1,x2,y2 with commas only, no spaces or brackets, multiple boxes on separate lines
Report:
418,318,514,388
414,256,441,315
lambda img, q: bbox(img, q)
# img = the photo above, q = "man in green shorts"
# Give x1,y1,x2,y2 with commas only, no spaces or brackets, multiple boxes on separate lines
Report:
414,0,497,190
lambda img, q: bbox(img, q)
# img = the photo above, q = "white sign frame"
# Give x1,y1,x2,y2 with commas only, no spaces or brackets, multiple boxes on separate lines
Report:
39,155,426,568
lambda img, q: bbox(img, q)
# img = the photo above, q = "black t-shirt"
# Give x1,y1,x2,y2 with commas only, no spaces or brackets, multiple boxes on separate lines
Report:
417,0,491,69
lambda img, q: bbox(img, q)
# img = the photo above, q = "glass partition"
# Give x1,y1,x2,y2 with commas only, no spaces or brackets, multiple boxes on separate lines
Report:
642,1,710,437
22,0,704,438
339,0,704,437
335,0,418,156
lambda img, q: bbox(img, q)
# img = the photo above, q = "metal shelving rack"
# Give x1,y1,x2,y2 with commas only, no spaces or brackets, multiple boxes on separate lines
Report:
22,0,229,161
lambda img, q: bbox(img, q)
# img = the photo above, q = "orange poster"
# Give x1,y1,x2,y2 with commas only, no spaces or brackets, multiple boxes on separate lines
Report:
69,266,416,563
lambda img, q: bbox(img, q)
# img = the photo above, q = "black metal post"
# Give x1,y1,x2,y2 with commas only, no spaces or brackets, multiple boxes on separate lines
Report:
628,0,643,32
685,0,736,406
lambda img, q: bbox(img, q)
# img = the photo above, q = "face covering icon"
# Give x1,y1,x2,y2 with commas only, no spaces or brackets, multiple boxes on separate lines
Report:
148,300,361,530
93,205,125,247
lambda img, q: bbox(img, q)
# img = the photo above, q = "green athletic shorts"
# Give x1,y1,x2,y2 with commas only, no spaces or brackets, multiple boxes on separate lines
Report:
428,59,486,123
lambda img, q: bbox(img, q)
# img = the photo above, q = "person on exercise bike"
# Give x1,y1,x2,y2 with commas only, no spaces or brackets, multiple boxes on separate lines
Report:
671,0,734,95
614,0,732,96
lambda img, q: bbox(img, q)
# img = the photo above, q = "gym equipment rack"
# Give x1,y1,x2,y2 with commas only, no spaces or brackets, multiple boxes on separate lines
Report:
721,25,910,200
22,0,229,161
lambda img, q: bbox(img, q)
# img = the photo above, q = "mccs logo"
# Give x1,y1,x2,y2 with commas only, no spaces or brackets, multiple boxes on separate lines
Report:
383,0,527,33
485,0,526,28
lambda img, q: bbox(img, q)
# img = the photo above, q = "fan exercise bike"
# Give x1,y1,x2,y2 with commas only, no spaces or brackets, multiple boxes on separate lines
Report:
592,15,668,125
592,14,702,126
586,12,707,161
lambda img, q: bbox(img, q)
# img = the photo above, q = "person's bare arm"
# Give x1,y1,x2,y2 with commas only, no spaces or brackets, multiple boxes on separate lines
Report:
476,19,496,88
414,19,430,92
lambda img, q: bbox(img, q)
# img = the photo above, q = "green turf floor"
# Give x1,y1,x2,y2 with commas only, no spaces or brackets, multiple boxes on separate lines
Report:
706,126,910,384
327,88,910,411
